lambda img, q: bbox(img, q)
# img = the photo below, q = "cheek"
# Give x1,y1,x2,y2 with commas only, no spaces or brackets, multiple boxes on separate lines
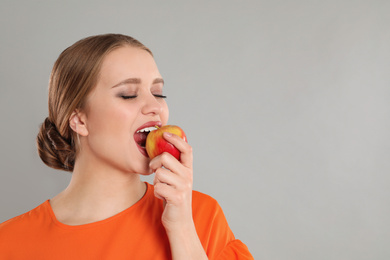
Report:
85,104,136,160
161,101,169,124
87,102,134,137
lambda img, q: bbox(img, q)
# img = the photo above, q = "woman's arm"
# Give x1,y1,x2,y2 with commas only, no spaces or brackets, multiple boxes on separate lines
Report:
149,132,208,260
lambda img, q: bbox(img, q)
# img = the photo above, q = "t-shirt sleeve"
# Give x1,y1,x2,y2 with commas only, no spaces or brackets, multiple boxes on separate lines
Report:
192,192,254,260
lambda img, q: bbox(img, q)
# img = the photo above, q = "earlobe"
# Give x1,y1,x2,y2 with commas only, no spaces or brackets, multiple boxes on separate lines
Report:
69,110,89,136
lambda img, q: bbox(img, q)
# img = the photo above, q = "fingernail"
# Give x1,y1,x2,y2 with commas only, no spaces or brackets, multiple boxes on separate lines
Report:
164,132,172,137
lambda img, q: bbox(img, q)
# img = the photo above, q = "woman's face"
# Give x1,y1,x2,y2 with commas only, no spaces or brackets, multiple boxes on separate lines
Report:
81,45,169,175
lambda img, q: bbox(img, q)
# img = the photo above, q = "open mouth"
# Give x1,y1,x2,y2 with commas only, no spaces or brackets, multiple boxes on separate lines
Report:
134,121,162,157
134,126,158,148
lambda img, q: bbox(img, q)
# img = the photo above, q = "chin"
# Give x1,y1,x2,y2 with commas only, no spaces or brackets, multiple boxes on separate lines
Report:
134,164,153,176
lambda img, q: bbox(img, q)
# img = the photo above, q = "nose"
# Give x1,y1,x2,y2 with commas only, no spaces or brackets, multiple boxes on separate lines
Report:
141,93,163,115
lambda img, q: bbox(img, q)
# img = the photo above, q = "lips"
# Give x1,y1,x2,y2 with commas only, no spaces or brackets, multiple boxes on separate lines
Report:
134,121,162,157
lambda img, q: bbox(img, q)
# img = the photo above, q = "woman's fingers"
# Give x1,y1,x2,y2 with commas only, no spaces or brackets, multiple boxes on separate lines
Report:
151,154,192,190
149,132,193,210
148,132,192,172
149,132,195,232
149,153,186,174
153,166,174,186
149,152,190,178
162,132,193,168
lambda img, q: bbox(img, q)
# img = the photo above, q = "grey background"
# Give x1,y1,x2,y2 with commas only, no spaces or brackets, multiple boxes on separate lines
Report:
1,1,389,259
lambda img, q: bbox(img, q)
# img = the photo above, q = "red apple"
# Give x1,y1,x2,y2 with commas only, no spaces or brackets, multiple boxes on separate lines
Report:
145,125,187,160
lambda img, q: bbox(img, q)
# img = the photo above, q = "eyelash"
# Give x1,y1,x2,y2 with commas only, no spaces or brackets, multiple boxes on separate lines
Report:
154,94,167,99
121,94,167,99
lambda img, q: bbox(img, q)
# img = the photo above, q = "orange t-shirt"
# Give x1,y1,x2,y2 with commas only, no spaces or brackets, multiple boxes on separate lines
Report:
0,183,253,259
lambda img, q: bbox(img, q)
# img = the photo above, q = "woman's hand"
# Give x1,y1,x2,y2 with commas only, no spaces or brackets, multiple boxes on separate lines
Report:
149,131,194,233
149,132,208,259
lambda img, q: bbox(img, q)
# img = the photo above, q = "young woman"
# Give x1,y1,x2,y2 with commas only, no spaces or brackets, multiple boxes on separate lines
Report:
0,34,253,259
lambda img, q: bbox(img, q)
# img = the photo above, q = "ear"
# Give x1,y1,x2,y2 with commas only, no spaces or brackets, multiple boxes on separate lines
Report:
69,110,89,137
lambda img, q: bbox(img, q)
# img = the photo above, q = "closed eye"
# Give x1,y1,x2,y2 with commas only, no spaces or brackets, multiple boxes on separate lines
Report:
121,95,137,99
120,94,167,99
154,94,167,99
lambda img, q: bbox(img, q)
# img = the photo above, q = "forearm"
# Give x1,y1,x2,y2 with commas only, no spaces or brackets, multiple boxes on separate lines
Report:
166,222,208,260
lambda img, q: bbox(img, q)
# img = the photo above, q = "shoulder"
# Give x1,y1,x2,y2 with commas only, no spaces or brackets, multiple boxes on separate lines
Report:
192,191,221,213
0,201,49,238
191,189,229,226
192,189,220,210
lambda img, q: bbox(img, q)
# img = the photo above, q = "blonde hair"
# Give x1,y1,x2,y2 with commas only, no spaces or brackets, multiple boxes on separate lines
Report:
37,34,152,172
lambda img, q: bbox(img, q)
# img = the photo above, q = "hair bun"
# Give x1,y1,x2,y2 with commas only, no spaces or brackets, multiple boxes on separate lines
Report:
37,117,75,172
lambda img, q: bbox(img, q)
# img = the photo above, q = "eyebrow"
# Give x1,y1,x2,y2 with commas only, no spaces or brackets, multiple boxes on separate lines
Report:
111,78,164,88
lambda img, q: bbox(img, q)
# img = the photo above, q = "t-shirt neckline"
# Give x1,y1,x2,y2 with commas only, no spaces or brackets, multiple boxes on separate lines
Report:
45,182,152,230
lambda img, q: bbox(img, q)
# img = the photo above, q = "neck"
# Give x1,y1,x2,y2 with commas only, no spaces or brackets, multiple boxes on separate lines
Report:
50,157,147,225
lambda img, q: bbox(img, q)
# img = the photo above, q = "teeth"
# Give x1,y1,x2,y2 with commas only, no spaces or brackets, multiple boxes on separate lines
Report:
137,126,157,133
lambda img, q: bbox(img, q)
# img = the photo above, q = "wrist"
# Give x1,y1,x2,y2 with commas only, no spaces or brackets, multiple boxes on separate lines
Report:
164,218,195,235
165,221,208,260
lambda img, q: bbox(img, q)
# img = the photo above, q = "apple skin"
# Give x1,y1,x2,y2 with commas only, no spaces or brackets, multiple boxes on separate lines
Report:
145,125,187,160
